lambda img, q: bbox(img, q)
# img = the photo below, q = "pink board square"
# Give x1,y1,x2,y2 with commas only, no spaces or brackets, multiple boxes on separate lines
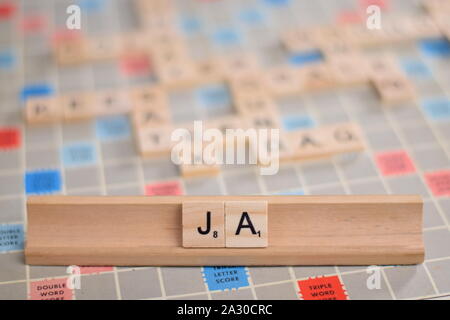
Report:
29,278,73,300
336,10,363,24
359,0,389,10
375,150,416,176
80,266,114,275
119,53,152,77
425,170,450,197
145,181,183,196
20,15,47,33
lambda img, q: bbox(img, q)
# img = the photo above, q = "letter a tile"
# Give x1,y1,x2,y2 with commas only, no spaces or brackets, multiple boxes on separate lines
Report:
225,201,268,248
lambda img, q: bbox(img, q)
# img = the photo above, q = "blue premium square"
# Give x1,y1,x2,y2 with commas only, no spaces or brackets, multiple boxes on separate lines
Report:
25,170,62,195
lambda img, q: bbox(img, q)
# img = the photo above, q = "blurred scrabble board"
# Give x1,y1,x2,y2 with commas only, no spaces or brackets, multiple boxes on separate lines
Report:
1,0,450,300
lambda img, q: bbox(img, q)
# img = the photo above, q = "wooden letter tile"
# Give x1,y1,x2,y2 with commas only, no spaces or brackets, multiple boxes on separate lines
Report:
299,64,336,92
195,59,224,84
60,93,96,122
86,36,122,61
129,86,167,110
95,90,132,116
225,201,268,248
372,75,416,105
182,202,225,248
264,66,303,97
131,107,172,128
220,53,260,79
281,29,317,52
136,126,173,157
156,59,199,89
233,94,277,116
328,55,369,86
53,38,87,65
180,163,221,178
286,123,365,161
25,97,61,125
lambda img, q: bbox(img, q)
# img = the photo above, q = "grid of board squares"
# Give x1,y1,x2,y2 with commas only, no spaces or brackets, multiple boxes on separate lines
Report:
0,0,450,300
24,0,450,175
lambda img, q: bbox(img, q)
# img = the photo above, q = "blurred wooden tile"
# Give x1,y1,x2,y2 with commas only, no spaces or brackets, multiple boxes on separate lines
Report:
131,107,172,128
25,97,61,124
53,38,87,65
281,29,317,52
195,59,224,84
182,202,225,247
95,90,132,116
286,122,365,161
129,86,168,110
225,201,268,248
328,55,369,86
319,40,359,59
220,53,260,78
234,94,277,116
373,75,416,105
136,126,173,157
264,66,303,96
86,36,122,61
151,40,188,65
404,15,441,39
180,162,221,178
204,116,244,135
228,72,266,98
314,26,348,46
60,93,96,122
299,63,336,91
249,131,294,166
156,59,199,88
244,109,281,130
119,32,151,54
366,55,403,81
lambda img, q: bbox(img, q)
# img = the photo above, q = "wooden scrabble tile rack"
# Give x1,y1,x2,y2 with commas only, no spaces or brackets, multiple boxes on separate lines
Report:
25,195,424,266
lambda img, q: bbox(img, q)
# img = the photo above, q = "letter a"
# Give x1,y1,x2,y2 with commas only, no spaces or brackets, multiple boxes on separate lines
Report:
235,212,258,235
366,265,381,290
366,5,381,30
66,5,81,30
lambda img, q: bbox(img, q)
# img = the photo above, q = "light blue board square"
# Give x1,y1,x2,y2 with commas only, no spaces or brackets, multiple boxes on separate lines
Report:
263,0,291,7
239,8,266,26
282,114,315,131
400,58,431,78
96,115,131,141
77,0,105,12
0,49,15,69
212,28,242,46
289,50,323,67
275,189,304,195
422,98,450,121
62,142,97,168
196,84,231,109
179,16,202,35
0,224,24,252
203,266,249,291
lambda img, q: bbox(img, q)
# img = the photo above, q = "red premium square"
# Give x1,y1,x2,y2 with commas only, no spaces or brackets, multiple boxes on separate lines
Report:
0,2,16,20
0,127,20,150
298,275,348,300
